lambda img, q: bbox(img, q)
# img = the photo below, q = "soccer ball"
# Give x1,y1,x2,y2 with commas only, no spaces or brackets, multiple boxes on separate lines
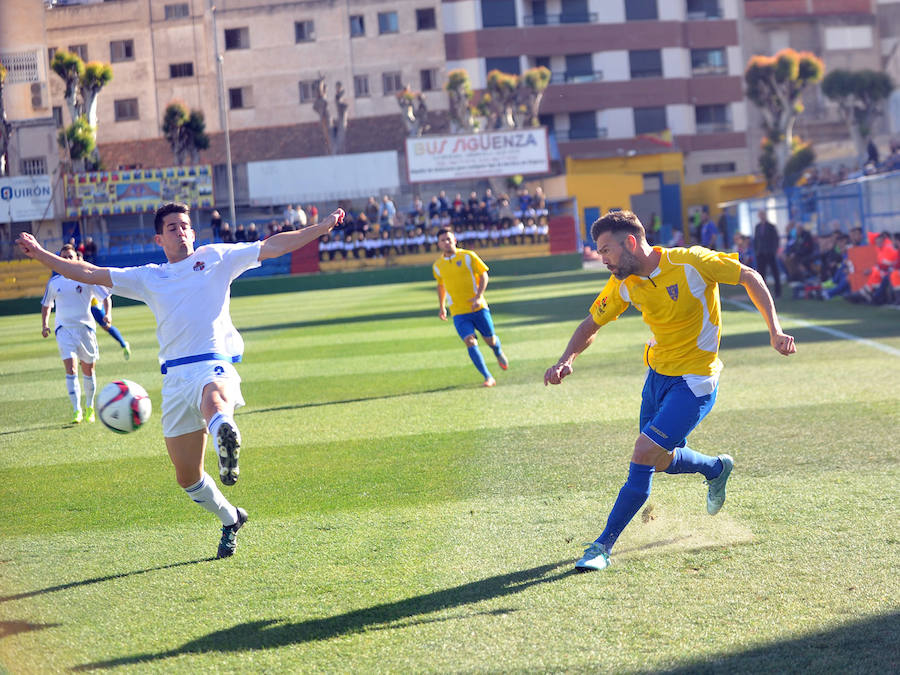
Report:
97,379,152,434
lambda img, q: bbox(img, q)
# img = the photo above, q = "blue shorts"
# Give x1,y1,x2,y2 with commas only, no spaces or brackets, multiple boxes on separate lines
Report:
639,369,718,451
452,308,495,341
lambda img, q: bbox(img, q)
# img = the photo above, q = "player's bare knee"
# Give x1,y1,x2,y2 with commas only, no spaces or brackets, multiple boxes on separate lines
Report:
632,434,666,466
463,335,478,347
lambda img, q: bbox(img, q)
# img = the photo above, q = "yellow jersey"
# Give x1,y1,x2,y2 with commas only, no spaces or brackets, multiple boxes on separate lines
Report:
433,248,489,316
589,246,742,376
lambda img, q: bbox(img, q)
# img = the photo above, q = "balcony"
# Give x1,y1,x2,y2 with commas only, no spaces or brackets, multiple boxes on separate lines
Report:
549,70,603,85
523,12,597,26
554,127,608,142
696,121,732,134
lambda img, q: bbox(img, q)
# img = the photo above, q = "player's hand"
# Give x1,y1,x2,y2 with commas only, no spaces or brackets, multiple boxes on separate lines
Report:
325,209,345,230
42,327,50,338
544,362,573,385
438,306,447,321
16,232,43,258
103,316,111,328
772,331,796,355
469,294,482,310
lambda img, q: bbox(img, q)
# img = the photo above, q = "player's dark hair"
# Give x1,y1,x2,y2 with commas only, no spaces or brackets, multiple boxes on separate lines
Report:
154,202,190,234
590,210,645,244
437,228,455,238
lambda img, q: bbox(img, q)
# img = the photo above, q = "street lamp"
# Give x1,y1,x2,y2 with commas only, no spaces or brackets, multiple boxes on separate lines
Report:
209,1,236,229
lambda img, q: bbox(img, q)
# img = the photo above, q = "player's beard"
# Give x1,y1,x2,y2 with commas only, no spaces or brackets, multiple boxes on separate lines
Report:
611,248,640,279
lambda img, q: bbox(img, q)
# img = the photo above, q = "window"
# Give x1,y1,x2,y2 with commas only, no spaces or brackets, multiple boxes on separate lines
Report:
629,50,662,79
378,12,399,34
169,62,194,78
486,56,520,75
824,26,874,50
416,8,437,30
68,44,88,61
382,71,403,95
295,20,315,43
354,75,370,97
565,53,593,82
568,111,597,140
420,68,438,91
539,113,555,132
695,104,730,132
691,48,727,75
532,0,548,25
624,0,657,21
52,106,63,128
299,79,318,103
560,0,589,24
164,3,190,19
686,0,720,19
224,28,250,50
350,15,365,37
0,51,39,84
634,106,667,134
20,157,47,176
701,162,736,174
114,98,139,121
110,40,134,63
229,86,252,109
482,0,517,28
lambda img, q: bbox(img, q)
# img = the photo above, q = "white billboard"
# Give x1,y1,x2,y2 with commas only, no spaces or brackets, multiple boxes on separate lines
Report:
406,128,550,183
247,151,400,205
0,175,54,222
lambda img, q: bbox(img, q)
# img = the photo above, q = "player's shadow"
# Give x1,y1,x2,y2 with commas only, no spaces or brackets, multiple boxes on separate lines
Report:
0,557,214,603
74,560,574,670
0,422,85,437
244,385,459,415
0,619,62,638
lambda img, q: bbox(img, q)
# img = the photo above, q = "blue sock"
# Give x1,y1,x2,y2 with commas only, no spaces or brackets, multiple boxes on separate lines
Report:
107,325,127,348
467,345,491,379
597,462,654,552
489,336,502,356
664,446,722,480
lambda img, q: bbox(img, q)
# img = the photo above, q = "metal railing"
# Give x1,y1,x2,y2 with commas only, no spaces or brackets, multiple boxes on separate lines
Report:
523,12,597,25
549,70,603,84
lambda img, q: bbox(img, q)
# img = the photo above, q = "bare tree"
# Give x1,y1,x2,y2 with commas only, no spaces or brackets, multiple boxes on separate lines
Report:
313,75,349,155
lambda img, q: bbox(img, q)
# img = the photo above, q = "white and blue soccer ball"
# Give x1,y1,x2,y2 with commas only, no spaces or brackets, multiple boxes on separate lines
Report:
97,379,152,433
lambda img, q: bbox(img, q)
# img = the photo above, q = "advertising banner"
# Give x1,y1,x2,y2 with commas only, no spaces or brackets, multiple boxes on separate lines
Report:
64,165,213,217
0,175,53,222
406,128,550,183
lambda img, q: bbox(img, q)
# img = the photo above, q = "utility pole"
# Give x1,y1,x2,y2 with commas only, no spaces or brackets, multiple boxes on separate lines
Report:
209,1,236,229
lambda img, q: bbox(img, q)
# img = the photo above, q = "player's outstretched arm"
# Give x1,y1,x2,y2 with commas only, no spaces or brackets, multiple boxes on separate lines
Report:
544,315,601,385
41,305,51,338
17,232,112,286
437,283,448,321
258,209,344,261
739,265,796,356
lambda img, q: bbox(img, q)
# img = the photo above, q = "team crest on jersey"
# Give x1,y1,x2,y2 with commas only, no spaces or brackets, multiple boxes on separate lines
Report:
594,296,608,314
456,261,461,267
666,284,678,301
193,261,205,271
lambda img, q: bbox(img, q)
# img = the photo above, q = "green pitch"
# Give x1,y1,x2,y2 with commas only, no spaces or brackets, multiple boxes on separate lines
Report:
1,268,897,672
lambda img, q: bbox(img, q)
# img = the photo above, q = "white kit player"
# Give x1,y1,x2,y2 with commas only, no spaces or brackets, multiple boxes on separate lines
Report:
17,202,344,558
41,243,111,424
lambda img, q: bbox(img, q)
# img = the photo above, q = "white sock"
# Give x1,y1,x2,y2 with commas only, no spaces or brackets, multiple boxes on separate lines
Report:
184,473,238,525
66,374,81,412
83,373,96,409
207,412,238,452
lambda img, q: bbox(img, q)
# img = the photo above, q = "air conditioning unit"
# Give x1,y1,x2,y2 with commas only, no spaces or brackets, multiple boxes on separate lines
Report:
31,82,48,110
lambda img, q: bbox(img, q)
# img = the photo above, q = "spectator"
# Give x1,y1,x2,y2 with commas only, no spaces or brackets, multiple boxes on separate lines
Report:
379,195,396,232
296,205,308,227
221,223,235,243
234,224,247,242
246,223,260,242
735,234,755,269
700,212,718,249
783,222,816,282
210,210,223,241
309,205,319,225
82,236,98,264
753,210,781,298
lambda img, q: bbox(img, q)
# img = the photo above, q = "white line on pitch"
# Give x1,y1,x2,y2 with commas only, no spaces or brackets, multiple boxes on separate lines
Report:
725,299,900,358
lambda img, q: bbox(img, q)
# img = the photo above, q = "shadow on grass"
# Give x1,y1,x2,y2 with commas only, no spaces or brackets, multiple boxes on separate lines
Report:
0,619,61,638
0,557,214,603
656,611,900,674
243,386,459,416
74,561,573,670
0,422,85,437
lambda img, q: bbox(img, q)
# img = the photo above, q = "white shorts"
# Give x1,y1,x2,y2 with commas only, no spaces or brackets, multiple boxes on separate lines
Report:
55,324,99,363
160,360,245,438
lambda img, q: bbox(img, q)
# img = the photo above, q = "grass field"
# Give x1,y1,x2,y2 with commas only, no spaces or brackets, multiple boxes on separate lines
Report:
1,266,898,673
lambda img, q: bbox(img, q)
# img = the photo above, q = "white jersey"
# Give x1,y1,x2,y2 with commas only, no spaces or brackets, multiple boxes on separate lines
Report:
42,274,110,329
109,242,262,366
